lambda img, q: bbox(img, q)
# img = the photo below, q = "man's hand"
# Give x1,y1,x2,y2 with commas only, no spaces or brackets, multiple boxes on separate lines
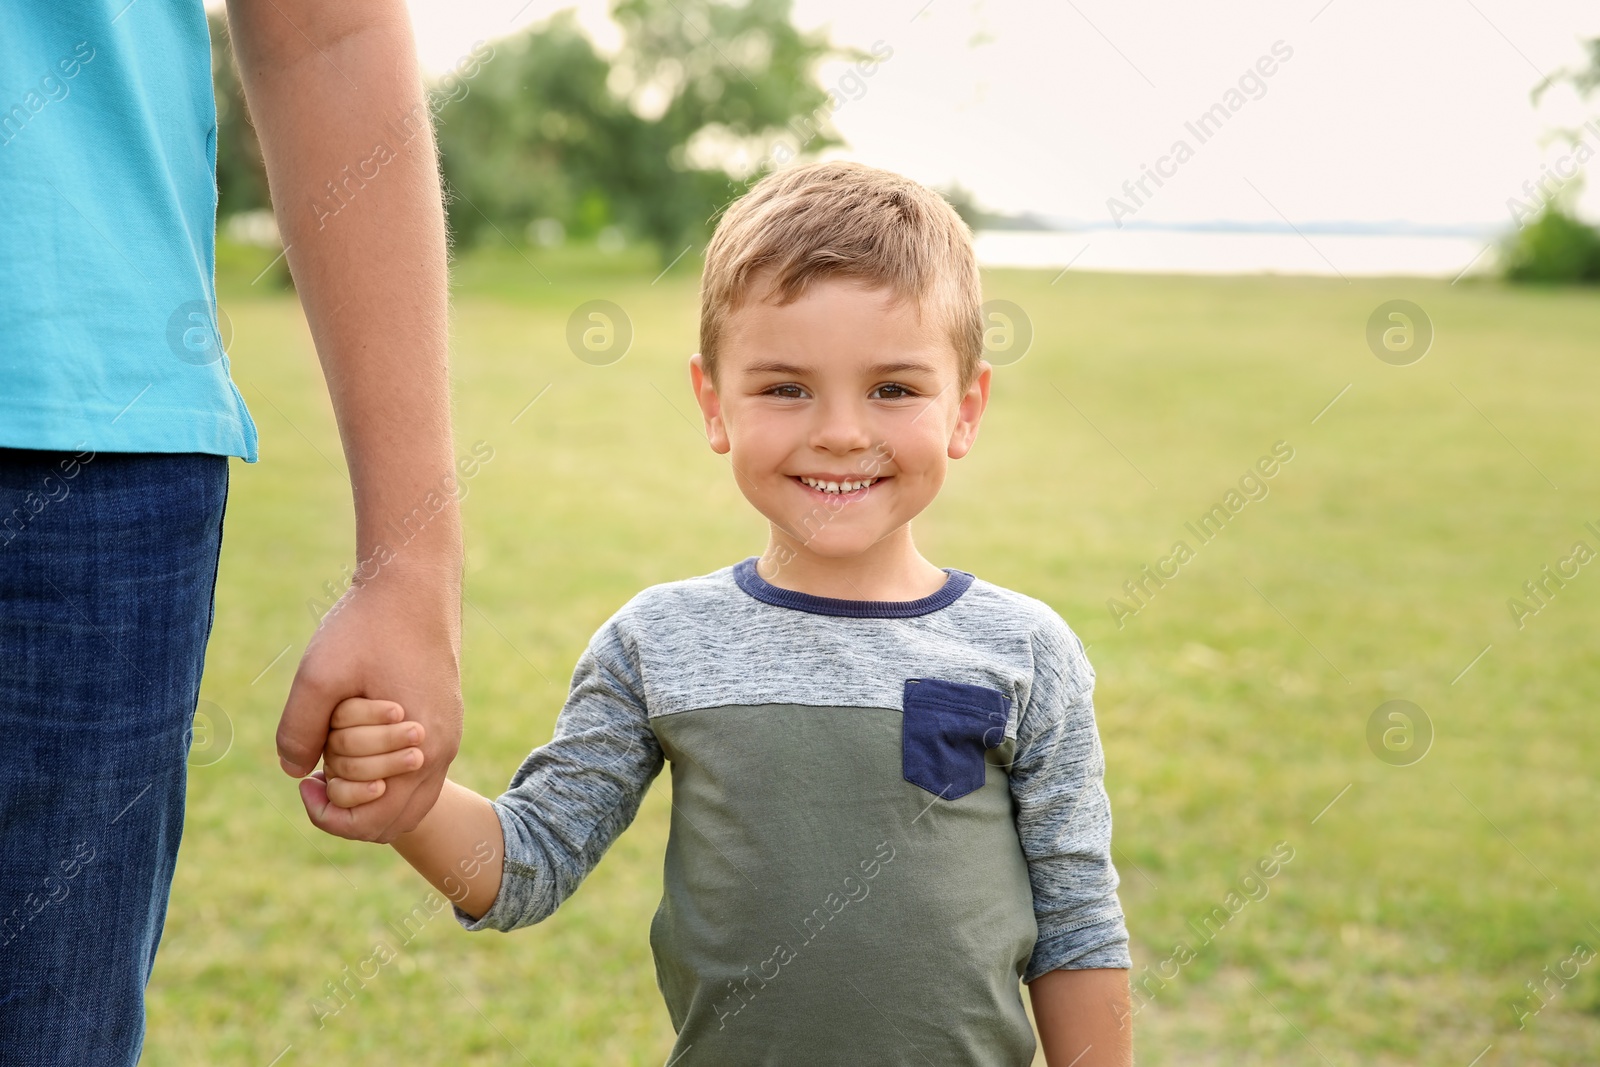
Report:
227,0,462,842
280,568,460,842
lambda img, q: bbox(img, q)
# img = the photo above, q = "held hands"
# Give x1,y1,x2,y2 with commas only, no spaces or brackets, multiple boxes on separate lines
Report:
311,697,508,921
278,564,463,843
307,697,507,924
309,698,429,811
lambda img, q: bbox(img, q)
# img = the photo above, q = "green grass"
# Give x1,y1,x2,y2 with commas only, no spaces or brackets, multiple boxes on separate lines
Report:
144,245,1600,1065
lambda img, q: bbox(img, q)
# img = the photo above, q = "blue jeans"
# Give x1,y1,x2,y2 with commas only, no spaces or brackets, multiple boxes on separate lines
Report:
0,449,228,1066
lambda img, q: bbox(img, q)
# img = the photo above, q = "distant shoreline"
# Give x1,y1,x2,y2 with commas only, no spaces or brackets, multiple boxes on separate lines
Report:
974,216,1506,239
972,228,1501,278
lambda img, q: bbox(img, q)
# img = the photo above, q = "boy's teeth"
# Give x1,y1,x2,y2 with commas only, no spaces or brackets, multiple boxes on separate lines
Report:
800,476,877,494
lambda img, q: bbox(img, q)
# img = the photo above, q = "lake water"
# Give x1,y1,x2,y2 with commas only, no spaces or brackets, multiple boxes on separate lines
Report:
972,229,1501,279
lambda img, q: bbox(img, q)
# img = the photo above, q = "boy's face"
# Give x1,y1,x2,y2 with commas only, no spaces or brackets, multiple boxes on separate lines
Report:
689,275,990,563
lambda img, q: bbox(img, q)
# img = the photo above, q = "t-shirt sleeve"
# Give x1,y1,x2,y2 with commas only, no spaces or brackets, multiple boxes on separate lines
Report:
1010,613,1132,981
455,615,665,932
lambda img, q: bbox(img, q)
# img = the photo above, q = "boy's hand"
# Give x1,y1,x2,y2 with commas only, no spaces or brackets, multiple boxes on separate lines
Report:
319,698,428,809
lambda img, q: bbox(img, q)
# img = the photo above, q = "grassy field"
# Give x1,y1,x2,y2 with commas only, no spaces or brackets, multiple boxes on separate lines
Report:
143,244,1600,1065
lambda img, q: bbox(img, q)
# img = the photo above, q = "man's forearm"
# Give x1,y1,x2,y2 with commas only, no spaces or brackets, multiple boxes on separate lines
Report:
225,0,459,580
1030,967,1134,1066
231,0,466,839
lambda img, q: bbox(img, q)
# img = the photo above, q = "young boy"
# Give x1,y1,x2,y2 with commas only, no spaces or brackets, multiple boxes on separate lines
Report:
310,161,1134,1065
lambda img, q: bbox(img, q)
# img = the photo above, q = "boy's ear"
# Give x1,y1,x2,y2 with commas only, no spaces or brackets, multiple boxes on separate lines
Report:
947,360,991,460
688,352,730,454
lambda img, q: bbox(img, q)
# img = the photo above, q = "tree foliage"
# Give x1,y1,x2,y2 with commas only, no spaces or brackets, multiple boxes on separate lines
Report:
209,12,269,219
207,1,862,265
1505,35,1600,284
436,0,857,261
1501,201,1600,283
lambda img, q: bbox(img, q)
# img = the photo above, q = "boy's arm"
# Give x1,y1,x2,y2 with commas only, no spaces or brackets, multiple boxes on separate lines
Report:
391,779,505,920
461,622,665,931
1030,967,1133,1067
308,698,504,917
313,621,664,928
1010,614,1134,1046
401,618,664,931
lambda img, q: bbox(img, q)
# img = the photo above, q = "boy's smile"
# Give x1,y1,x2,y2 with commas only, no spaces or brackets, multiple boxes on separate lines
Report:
690,274,990,601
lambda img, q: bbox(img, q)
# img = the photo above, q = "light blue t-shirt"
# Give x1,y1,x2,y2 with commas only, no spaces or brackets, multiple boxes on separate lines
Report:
0,1,258,460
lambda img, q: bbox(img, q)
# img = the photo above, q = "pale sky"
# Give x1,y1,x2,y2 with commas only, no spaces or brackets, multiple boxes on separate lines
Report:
397,0,1600,229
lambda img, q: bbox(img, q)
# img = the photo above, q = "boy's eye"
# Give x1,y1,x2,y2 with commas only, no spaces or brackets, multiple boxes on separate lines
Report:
762,383,919,400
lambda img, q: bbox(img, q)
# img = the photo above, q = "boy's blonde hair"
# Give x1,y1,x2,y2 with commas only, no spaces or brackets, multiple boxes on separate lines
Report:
699,160,983,391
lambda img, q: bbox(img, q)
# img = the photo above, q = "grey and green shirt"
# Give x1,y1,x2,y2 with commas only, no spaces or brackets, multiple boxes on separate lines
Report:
457,556,1131,1066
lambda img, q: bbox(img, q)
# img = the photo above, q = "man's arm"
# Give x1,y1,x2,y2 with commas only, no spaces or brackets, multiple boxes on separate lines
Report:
1030,967,1133,1066
225,0,462,842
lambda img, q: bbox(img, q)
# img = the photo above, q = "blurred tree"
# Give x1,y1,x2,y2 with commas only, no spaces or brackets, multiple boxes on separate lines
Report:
1501,196,1600,283
432,12,628,250
1532,37,1600,106
208,0,862,265
437,0,862,262
935,183,989,232
208,12,270,219
1504,36,1600,284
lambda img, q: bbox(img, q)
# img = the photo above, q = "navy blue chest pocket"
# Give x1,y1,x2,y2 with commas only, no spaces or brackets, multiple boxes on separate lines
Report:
901,678,1013,800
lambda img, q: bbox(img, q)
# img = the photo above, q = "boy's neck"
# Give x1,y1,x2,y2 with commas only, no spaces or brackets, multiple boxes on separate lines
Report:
755,528,950,602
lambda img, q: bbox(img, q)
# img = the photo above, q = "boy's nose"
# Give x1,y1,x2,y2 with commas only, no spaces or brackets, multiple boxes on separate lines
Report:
808,401,875,453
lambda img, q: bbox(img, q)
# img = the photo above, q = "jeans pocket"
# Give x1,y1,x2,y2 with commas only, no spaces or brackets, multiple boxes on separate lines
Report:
901,678,1013,800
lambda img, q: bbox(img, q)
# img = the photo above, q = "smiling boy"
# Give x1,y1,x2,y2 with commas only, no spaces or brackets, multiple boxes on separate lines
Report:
308,160,1133,1065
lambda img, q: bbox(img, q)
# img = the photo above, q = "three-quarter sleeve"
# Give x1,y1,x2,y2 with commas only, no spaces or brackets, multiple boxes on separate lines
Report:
1010,615,1132,981
456,618,665,932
